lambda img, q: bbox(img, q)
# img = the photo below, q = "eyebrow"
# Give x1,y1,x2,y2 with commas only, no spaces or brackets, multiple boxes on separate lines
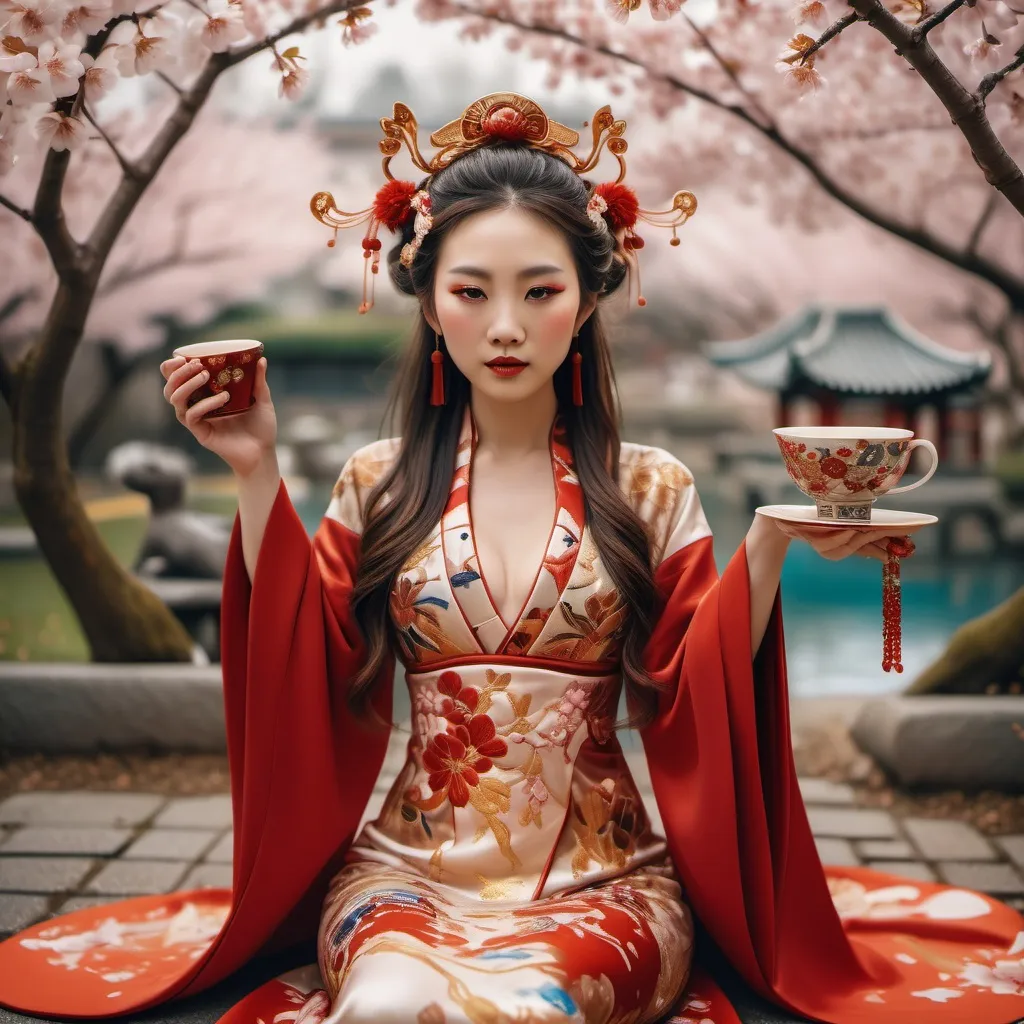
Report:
446,265,566,278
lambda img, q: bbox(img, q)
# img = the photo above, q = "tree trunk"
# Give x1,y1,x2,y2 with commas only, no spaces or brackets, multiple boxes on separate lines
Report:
904,584,1024,695
10,279,194,663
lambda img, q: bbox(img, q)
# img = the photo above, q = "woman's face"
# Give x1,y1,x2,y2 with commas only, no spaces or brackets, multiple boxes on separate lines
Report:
426,206,597,404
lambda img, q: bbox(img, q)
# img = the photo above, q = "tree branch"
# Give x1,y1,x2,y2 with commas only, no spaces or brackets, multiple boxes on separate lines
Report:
844,0,1024,213
0,343,16,407
450,4,1024,311
99,245,240,295
81,103,140,179
0,193,33,222
979,45,1024,101
913,0,967,38
800,11,860,63
965,190,1001,257
682,12,776,128
30,94,83,281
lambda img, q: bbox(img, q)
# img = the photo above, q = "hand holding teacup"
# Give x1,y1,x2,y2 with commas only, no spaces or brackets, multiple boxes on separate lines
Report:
160,339,278,478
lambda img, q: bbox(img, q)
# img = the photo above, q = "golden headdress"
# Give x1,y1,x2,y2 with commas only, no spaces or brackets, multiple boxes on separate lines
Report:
311,92,697,313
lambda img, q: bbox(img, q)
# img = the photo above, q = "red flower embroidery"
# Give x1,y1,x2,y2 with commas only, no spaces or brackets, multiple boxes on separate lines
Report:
422,716,508,807
821,457,849,479
437,670,479,725
836,447,854,457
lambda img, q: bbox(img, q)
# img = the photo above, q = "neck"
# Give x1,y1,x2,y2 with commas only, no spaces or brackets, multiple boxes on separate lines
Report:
469,384,558,458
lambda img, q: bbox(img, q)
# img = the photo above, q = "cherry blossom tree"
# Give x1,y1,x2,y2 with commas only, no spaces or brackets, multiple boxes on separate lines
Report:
1,109,339,465
0,0,377,662
418,0,1024,437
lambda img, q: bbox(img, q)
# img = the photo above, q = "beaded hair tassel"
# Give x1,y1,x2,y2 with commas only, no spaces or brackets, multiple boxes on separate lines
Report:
882,536,915,672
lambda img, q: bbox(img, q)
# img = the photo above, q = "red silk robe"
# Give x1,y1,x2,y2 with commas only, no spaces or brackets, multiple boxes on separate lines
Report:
0,405,1022,1024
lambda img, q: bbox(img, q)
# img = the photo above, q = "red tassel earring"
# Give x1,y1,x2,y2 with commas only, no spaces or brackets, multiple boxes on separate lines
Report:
430,333,445,406
571,334,583,407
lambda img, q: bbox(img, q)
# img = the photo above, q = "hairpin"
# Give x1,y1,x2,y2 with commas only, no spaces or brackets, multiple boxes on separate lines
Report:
311,92,697,314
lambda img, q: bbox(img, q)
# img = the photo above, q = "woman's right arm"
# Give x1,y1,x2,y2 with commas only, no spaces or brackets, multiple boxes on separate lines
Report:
235,452,282,585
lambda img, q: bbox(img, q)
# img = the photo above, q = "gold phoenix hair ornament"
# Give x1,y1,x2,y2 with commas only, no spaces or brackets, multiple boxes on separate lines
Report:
310,92,697,313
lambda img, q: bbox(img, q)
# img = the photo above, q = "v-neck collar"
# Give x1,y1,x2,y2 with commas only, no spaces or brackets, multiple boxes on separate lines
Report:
441,403,584,656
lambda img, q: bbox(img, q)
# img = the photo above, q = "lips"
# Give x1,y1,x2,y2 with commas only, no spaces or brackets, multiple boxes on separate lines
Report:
485,357,528,366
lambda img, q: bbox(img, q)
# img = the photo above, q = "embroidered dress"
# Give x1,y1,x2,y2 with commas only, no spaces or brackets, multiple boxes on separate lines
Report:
0,405,1022,1024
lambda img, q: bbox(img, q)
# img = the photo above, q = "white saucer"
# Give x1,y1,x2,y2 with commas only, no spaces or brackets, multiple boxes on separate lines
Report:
755,505,939,530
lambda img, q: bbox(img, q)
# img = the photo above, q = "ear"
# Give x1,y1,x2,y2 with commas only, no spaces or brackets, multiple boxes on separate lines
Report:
574,294,598,336
421,304,441,336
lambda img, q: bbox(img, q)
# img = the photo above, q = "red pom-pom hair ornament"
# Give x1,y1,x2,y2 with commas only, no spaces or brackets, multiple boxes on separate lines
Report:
373,180,418,231
588,181,650,306
592,181,639,231
309,179,421,313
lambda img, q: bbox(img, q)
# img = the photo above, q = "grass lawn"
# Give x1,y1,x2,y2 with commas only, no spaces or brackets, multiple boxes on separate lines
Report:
0,489,239,662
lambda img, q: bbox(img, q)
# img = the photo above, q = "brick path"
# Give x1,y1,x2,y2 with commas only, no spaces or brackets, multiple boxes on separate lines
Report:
1,758,1022,1023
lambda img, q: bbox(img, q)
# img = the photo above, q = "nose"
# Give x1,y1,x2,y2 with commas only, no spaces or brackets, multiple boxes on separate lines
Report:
487,301,526,347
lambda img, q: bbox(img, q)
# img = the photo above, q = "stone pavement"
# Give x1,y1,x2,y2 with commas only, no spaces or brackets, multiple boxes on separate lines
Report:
1,757,1023,1023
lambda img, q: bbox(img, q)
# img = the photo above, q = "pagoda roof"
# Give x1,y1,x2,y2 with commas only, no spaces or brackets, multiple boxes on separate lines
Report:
702,305,992,396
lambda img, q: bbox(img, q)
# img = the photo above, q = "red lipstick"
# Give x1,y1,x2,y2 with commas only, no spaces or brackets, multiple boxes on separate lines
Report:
486,355,528,377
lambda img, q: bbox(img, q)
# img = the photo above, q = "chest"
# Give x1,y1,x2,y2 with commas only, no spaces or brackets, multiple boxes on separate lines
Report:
469,455,556,628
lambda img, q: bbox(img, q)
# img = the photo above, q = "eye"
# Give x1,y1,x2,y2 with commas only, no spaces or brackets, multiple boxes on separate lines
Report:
451,286,486,301
526,286,561,301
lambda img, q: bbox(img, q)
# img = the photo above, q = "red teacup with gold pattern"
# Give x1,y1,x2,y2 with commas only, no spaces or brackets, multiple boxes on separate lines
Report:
171,339,264,418
773,426,939,521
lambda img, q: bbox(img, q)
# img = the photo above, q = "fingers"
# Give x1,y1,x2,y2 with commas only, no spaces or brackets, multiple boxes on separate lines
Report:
163,358,204,403
168,362,212,420
183,390,230,427
160,355,186,382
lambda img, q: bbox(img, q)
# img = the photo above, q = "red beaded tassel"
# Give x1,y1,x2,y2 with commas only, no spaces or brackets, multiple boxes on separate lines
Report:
882,536,915,673
571,336,583,407
430,334,445,406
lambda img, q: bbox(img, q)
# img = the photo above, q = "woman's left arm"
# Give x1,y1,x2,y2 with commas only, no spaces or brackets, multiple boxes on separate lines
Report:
744,514,790,657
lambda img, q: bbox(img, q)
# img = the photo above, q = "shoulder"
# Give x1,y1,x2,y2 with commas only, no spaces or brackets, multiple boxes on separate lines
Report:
618,441,711,566
325,437,401,533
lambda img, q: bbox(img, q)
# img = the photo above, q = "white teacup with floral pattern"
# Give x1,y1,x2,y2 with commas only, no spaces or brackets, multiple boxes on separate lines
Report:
773,426,939,522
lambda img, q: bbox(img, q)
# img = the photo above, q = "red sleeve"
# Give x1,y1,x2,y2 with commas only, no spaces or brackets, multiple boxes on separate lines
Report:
640,534,879,1017
178,477,394,997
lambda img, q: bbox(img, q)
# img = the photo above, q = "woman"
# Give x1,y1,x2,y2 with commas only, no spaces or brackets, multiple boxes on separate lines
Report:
0,94,1021,1024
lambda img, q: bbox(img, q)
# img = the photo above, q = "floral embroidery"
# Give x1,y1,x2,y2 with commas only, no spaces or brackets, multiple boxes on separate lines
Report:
422,716,508,808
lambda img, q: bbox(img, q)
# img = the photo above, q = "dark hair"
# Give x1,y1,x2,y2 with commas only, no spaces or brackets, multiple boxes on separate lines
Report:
347,142,664,735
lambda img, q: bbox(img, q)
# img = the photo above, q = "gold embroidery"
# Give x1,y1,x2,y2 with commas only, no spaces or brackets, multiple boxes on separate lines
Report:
569,779,640,879
476,874,529,901
471,669,512,717
534,593,627,662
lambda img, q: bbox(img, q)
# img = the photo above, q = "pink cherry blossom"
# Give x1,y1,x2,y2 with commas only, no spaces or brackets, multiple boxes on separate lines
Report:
60,0,114,37
80,48,119,101
240,0,267,38
36,40,86,98
114,30,170,76
6,64,56,105
34,110,87,151
199,0,248,52
648,0,682,19
278,65,308,99
2,0,56,44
